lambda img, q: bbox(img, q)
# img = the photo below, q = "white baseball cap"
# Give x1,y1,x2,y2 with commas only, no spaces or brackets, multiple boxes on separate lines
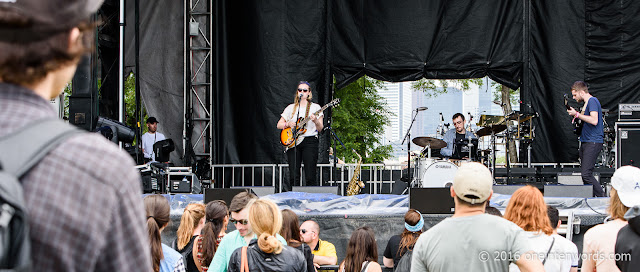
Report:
452,162,493,204
611,166,640,208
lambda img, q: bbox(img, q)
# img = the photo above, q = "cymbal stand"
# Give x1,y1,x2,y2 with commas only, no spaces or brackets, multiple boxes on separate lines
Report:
401,109,422,189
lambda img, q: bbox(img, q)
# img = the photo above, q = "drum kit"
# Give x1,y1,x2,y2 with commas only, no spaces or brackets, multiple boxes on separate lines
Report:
408,111,537,189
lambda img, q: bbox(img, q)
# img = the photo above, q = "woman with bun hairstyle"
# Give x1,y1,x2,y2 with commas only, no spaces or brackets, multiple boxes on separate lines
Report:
227,199,306,272
382,209,423,269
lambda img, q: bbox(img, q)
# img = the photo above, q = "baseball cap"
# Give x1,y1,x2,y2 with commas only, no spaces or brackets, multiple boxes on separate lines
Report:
452,162,493,204
0,0,104,43
610,166,640,208
146,117,159,124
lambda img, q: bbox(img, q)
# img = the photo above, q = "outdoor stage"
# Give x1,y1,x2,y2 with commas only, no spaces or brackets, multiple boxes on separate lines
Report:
159,192,609,269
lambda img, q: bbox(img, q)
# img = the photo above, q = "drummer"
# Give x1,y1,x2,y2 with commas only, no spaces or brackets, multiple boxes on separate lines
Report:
441,113,477,159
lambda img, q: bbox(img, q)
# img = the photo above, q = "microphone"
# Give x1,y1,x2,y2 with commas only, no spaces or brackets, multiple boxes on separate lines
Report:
299,93,303,99
416,107,428,112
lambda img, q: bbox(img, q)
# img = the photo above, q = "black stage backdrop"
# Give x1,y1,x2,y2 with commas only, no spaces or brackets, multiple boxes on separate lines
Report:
114,0,640,165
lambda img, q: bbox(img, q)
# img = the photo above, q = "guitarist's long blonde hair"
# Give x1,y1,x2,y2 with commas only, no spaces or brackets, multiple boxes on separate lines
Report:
291,81,313,119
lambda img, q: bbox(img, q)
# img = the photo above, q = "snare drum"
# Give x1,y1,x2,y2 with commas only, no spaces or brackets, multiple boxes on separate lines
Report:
419,161,458,188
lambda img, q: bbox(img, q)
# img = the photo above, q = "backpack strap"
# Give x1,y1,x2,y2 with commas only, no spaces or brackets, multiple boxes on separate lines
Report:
0,119,82,177
542,237,556,265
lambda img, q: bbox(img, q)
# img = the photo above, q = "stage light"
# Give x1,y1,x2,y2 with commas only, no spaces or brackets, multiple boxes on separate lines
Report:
94,116,135,143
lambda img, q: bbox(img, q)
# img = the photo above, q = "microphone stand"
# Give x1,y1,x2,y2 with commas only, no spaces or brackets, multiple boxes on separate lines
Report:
401,109,422,189
291,96,302,191
324,125,347,194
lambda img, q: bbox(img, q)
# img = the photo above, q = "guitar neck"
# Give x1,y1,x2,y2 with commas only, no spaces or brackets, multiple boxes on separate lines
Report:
298,104,329,126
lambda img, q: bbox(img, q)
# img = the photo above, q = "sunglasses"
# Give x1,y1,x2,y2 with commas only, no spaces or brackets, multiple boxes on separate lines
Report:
301,229,314,234
230,218,249,225
297,88,310,93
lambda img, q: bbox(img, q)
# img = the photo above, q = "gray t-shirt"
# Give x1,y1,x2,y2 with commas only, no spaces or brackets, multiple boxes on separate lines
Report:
411,214,531,272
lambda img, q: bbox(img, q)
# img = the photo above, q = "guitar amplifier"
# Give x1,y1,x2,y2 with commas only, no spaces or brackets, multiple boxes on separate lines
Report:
616,122,640,168
618,104,640,121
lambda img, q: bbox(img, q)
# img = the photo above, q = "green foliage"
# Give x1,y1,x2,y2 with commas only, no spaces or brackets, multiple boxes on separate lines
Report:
412,78,485,97
332,76,393,163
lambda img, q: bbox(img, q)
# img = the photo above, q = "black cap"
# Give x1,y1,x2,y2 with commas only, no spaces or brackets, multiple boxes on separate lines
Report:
0,0,104,43
147,117,159,124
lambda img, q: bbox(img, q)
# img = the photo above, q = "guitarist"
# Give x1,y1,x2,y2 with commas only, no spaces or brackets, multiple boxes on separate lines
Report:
277,81,323,191
566,81,605,197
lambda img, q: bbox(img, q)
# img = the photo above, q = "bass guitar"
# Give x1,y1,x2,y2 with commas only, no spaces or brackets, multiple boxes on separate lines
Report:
564,94,583,135
280,98,340,149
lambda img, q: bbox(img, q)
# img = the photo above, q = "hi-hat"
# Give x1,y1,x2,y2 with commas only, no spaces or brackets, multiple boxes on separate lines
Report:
476,125,507,137
412,137,447,149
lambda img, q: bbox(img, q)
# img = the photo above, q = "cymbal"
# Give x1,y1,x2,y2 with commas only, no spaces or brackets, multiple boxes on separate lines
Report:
412,137,447,149
476,125,507,137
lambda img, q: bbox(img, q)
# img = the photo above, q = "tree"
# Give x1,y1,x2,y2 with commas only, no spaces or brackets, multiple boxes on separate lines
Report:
332,76,393,163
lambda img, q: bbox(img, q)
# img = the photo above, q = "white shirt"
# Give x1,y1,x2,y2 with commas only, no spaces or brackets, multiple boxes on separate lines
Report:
281,102,323,137
509,231,577,272
142,131,166,160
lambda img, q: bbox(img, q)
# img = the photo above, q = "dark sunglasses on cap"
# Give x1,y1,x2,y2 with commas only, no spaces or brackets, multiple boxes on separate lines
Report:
230,218,249,225
297,88,309,93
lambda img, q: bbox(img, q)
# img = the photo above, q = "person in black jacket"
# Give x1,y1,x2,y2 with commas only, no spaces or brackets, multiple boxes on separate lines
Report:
227,199,306,272
616,205,640,271
280,209,315,272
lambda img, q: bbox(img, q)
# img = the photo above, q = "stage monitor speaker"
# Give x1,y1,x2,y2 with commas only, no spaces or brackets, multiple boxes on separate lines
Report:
493,185,525,195
616,122,640,168
292,186,339,195
234,186,275,197
409,188,455,214
203,188,256,205
543,185,592,198
557,172,599,185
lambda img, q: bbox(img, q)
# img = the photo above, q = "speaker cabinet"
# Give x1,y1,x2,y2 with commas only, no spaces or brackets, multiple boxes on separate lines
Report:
616,122,640,168
292,186,339,195
203,188,256,205
234,187,275,197
557,172,600,185
409,188,455,214
543,185,592,198
493,185,525,195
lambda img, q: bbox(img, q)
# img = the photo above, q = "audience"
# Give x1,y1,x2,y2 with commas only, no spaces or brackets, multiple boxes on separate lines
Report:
616,205,640,271
227,199,306,272
193,200,229,272
280,209,316,272
301,220,338,266
144,195,186,272
582,166,637,272
172,203,206,272
412,162,543,271
503,186,568,271
209,192,287,272
0,0,152,270
383,209,423,269
546,206,579,272
339,226,382,272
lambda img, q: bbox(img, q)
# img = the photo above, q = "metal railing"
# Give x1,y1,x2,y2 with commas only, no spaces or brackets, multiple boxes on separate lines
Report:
211,163,405,195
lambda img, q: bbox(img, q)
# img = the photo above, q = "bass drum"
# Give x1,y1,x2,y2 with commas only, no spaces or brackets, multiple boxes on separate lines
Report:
420,161,458,188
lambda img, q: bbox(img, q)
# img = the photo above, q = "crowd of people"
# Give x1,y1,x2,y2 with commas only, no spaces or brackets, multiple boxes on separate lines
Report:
1,1,638,270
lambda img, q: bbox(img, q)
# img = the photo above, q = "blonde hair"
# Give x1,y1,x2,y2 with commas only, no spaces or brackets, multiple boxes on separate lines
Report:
248,199,283,254
608,188,630,220
504,186,553,235
176,203,205,250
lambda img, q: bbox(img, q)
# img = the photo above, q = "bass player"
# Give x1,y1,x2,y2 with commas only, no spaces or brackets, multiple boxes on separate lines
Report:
566,81,605,197
277,81,323,191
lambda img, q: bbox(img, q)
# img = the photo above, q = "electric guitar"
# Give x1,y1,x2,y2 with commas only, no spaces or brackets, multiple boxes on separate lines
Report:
564,94,583,135
280,98,340,149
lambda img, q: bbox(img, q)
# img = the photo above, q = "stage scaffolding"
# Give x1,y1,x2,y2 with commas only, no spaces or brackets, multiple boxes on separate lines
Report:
184,0,213,175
